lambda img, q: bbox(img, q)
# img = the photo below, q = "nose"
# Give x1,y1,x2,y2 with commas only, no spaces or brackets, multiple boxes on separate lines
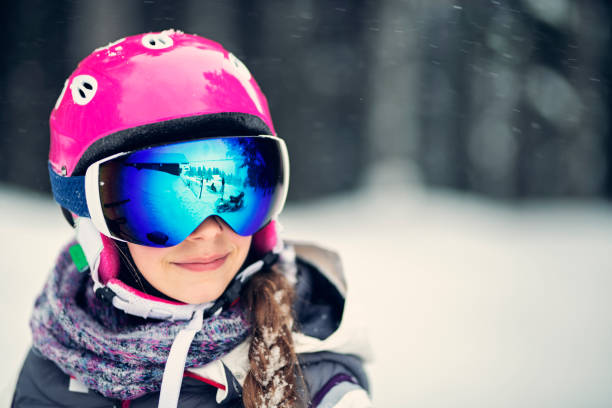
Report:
186,216,223,241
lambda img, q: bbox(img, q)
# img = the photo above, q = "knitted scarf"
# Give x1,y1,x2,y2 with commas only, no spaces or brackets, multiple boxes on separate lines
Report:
30,244,250,400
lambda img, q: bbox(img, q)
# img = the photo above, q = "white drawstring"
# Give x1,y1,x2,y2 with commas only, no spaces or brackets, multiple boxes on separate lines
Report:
158,308,204,407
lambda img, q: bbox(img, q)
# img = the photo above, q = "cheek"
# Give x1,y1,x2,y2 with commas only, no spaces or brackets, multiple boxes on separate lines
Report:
127,243,167,272
234,235,252,260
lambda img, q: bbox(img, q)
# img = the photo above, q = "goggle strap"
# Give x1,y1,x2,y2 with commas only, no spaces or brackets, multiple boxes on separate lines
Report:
48,163,90,217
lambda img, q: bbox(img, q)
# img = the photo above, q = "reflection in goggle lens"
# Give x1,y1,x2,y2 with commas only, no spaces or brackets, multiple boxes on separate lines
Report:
98,137,286,247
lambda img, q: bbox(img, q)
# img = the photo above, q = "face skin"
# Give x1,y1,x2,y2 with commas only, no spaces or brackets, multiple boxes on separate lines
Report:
127,216,252,304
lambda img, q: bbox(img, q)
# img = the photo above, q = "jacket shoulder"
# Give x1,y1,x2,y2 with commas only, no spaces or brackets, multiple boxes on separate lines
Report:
289,242,348,341
288,242,373,407
12,348,111,407
292,241,347,298
300,351,370,396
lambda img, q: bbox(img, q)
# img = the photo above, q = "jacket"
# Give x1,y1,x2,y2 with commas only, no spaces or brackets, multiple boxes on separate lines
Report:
12,242,372,407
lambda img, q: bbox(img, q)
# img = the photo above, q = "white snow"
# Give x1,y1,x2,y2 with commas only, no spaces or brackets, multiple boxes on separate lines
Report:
262,327,280,348
273,289,292,319
273,289,285,305
252,331,290,407
268,375,290,407
263,346,286,384
3,161,612,407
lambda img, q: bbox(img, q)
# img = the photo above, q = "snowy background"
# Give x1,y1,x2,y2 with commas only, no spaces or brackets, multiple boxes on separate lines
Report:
2,161,612,407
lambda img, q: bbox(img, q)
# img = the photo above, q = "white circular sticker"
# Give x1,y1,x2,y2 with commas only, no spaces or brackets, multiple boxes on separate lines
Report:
70,75,98,105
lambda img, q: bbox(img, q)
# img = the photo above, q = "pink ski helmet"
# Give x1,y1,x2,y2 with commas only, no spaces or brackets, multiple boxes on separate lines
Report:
49,30,281,255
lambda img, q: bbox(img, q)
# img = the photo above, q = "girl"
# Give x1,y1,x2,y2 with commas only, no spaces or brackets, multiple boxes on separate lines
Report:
12,30,371,407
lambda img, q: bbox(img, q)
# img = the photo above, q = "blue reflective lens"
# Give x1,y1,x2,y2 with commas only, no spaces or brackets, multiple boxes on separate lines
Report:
98,136,287,247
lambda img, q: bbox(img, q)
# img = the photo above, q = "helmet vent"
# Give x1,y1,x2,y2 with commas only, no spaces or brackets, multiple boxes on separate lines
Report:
142,33,173,50
70,75,98,105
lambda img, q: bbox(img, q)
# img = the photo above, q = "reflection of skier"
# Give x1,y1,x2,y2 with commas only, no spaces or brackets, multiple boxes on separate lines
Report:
220,177,225,198
206,174,223,194
230,191,244,205
215,191,244,212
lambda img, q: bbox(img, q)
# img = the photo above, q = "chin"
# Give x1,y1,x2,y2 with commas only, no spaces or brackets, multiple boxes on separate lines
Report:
177,289,223,305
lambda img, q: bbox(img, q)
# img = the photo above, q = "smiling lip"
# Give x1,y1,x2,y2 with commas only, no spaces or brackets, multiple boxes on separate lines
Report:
172,254,229,272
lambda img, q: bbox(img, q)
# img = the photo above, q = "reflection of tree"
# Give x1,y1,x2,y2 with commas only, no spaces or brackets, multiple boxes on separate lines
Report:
184,164,239,185
233,138,280,190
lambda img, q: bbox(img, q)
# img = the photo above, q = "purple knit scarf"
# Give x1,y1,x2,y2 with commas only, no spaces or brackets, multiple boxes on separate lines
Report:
30,244,250,400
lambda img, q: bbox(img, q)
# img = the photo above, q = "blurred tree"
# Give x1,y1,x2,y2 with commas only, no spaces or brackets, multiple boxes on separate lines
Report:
601,2,612,198
418,3,481,192
417,0,610,198
1,0,610,201
0,0,74,193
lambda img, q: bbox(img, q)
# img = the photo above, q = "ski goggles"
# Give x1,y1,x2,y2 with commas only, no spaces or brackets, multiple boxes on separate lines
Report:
50,135,289,247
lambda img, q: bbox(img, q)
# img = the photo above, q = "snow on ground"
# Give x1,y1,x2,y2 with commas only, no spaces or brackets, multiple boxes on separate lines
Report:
2,162,612,407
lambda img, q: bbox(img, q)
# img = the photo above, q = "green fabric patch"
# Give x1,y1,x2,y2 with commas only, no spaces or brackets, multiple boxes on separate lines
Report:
69,244,89,273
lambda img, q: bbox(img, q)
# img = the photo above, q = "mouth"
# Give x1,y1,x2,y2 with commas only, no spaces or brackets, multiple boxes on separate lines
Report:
171,253,229,272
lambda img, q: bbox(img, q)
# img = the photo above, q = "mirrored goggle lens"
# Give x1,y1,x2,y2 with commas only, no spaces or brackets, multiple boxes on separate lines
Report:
96,136,288,247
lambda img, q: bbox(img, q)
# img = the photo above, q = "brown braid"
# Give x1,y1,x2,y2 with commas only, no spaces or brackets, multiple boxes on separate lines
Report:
241,268,304,408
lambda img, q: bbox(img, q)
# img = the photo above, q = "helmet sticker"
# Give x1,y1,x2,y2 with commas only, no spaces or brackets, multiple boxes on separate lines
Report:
142,33,174,50
70,75,98,105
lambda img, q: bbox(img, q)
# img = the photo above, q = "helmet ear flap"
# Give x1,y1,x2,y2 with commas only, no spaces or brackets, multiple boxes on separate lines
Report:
252,220,279,254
